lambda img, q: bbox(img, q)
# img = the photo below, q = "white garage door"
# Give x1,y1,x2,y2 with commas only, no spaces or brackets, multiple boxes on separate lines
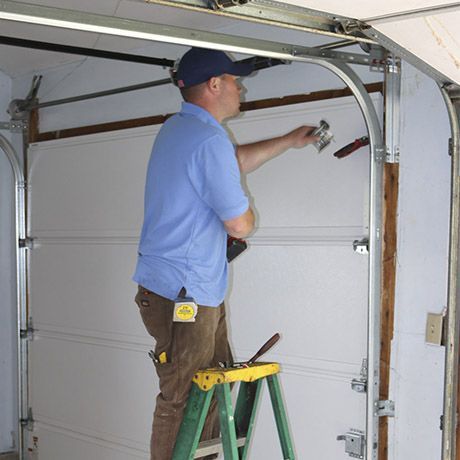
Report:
27,93,381,459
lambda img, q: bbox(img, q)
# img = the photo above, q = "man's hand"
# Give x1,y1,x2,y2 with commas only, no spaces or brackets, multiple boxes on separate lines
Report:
284,125,320,149
237,125,321,174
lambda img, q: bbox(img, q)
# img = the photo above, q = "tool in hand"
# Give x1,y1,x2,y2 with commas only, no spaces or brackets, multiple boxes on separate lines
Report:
333,136,369,159
311,120,334,153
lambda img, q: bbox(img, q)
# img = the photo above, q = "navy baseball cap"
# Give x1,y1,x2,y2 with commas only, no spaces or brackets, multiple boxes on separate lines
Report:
175,48,254,89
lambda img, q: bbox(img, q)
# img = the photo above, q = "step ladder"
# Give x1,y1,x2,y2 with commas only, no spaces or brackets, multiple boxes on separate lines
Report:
172,362,295,459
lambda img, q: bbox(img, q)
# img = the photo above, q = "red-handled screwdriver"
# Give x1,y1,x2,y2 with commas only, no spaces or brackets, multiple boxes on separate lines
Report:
333,136,369,159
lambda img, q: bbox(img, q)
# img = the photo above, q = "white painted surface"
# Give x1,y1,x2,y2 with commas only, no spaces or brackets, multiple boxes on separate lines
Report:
275,0,460,84
0,70,17,454
388,63,450,460
371,10,460,85
27,95,375,459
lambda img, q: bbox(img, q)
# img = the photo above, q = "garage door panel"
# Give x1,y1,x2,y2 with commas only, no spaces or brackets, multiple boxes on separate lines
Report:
30,244,144,341
228,245,368,365
31,336,153,448
34,424,147,460
29,127,157,235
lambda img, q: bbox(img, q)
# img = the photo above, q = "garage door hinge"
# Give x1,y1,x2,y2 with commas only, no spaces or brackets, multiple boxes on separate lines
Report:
353,238,369,255
375,146,386,162
20,408,35,431
375,400,395,417
385,145,400,163
20,319,34,341
19,237,34,249
351,358,368,393
337,429,365,458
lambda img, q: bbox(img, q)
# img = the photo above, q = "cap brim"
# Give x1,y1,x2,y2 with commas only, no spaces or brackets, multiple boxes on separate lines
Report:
228,61,254,77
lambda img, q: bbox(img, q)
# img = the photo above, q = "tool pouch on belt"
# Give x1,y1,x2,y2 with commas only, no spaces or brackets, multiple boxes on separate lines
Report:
173,287,198,322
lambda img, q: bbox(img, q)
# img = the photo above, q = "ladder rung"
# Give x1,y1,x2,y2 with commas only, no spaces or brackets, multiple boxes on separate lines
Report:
194,437,246,458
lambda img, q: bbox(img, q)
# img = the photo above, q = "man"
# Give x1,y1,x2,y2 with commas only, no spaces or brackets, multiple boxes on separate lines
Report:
133,47,319,460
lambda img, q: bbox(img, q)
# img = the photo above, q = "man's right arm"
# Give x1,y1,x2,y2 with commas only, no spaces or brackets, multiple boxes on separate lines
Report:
224,207,255,239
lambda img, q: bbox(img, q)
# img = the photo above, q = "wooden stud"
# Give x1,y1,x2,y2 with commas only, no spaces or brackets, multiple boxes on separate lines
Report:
379,162,399,460
28,108,40,144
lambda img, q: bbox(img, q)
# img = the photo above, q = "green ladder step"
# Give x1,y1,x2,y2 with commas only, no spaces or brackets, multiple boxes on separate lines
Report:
172,362,295,460
194,436,247,458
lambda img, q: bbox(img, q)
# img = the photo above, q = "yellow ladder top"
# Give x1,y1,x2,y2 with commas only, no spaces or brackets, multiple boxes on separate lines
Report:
192,362,280,391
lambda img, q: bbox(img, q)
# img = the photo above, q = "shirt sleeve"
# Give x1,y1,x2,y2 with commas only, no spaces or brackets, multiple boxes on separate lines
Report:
189,133,249,221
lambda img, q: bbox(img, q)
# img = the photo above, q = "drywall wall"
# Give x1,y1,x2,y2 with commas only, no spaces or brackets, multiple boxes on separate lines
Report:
0,70,17,453
389,62,450,459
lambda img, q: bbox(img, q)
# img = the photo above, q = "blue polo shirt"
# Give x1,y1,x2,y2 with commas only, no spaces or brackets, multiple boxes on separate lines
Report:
133,102,249,306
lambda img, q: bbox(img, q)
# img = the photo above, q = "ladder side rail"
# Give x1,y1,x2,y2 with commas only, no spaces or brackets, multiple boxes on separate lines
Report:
266,374,296,460
172,385,215,460
234,380,264,460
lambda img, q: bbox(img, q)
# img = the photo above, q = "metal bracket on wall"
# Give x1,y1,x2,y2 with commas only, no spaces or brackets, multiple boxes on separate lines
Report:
0,120,28,132
384,55,401,164
368,47,386,73
375,400,395,417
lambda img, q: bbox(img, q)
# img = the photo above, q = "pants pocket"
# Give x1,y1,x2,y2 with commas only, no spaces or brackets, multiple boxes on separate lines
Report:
135,286,172,341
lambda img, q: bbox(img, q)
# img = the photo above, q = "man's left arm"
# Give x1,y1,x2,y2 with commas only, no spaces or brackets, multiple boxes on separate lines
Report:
236,125,319,174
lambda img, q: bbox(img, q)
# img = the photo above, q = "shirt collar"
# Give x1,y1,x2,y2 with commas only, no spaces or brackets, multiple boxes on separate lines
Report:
180,102,225,133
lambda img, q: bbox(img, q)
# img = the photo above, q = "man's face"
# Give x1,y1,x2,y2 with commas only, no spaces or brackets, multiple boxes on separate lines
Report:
218,74,243,119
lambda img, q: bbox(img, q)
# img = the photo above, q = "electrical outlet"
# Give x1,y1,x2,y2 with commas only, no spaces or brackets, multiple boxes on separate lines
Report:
426,313,444,345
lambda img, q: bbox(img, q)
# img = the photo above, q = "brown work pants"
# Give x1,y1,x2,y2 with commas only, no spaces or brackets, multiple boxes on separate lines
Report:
135,286,233,460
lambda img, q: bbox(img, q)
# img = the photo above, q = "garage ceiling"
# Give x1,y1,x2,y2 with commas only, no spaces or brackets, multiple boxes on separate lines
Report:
278,0,460,85
0,0,459,85
0,0,242,76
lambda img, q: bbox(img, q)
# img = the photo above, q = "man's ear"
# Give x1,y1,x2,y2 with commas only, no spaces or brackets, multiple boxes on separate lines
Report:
207,76,222,94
